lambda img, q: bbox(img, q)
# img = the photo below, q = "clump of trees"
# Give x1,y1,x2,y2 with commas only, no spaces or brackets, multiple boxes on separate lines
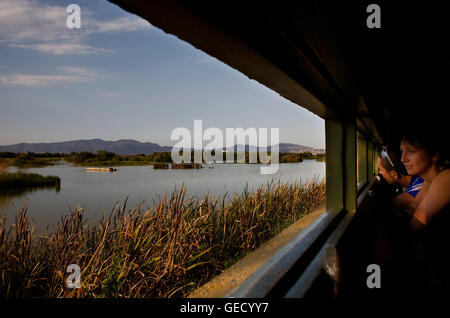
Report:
65,151,96,163
0,172,60,189
0,152,64,166
174,151,305,164
64,150,173,165
149,152,172,163
0,152,64,159
0,150,325,166
279,153,303,163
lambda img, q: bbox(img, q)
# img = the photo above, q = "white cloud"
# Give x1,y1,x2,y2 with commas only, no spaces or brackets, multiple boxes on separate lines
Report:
90,16,151,33
0,66,107,87
0,0,152,55
57,66,107,78
98,91,120,97
0,0,78,42
0,74,84,87
8,43,115,55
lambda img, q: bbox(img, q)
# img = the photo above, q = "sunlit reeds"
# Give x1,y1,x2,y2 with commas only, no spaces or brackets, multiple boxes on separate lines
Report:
0,161,11,177
0,177,325,298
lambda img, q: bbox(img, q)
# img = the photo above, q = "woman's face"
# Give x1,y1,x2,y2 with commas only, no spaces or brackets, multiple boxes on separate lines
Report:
377,157,397,184
400,138,435,177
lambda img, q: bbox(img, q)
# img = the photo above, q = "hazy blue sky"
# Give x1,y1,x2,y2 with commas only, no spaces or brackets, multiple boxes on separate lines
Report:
0,0,325,148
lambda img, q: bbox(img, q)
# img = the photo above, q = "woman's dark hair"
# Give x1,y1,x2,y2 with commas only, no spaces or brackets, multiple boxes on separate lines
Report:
378,145,408,176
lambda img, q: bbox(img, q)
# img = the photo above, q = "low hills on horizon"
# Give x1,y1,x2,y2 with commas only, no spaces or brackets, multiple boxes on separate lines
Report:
0,138,325,155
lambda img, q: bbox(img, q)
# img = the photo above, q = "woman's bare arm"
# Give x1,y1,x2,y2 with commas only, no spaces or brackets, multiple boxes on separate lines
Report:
410,170,450,231
402,181,429,216
395,192,414,210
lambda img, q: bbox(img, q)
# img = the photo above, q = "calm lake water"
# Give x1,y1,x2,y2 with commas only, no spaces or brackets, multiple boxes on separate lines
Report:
0,160,325,232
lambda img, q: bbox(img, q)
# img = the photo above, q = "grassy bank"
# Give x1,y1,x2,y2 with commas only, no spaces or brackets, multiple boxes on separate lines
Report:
0,153,63,167
0,172,60,189
0,178,325,298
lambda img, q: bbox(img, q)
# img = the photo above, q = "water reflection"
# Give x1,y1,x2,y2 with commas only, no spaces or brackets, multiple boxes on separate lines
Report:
0,161,325,233
0,185,61,210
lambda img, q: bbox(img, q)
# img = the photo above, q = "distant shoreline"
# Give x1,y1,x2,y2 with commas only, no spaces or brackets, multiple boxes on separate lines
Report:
0,138,325,156
1,151,325,168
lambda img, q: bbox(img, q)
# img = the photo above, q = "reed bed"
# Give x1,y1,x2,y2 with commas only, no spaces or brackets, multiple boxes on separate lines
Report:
0,177,325,298
0,172,60,189
171,163,202,169
153,163,169,169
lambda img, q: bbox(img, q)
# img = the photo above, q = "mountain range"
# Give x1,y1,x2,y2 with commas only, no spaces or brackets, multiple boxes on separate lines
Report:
0,139,325,155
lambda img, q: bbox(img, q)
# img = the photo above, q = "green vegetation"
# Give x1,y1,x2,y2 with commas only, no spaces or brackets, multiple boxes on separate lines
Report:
279,153,303,163
213,151,305,164
65,150,172,166
0,172,60,189
0,150,325,167
0,160,10,177
0,151,173,167
0,160,60,190
171,163,202,169
0,152,63,167
65,150,310,165
302,151,326,162
0,178,325,298
153,163,169,169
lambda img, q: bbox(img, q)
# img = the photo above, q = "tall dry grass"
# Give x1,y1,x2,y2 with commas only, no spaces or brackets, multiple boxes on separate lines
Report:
0,161,11,177
0,177,325,298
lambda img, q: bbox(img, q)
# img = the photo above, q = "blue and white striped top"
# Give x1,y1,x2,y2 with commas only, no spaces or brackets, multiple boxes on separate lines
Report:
406,175,424,197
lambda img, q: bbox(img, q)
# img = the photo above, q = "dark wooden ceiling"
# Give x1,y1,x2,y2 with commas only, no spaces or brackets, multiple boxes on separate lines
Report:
110,0,449,146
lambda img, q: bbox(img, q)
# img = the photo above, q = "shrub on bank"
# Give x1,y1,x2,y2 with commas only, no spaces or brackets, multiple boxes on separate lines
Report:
0,172,60,189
